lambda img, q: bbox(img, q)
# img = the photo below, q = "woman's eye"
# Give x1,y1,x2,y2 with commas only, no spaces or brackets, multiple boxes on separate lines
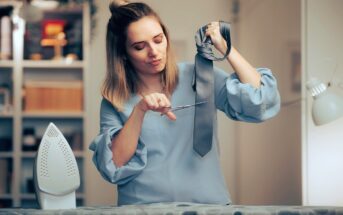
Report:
154,36,163,44
134,44,145,50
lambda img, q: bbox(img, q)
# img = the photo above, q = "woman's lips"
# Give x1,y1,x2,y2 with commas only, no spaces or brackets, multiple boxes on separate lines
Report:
149,59,161,66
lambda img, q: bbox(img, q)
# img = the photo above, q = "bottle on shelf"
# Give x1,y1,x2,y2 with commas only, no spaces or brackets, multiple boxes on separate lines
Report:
0,15,12,60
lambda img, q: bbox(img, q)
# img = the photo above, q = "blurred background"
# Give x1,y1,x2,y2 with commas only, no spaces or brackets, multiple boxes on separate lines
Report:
0,0,342,208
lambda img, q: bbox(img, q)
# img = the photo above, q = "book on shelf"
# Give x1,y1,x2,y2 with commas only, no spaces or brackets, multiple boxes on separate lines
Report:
0,159,10,194
0,87,11,114
23,81,83,112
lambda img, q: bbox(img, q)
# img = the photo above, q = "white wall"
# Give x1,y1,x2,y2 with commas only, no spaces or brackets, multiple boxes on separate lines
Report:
235,0,302,205
303,0,343,206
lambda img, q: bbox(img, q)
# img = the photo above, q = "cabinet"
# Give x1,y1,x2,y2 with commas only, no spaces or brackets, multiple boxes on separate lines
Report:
0,1,90,208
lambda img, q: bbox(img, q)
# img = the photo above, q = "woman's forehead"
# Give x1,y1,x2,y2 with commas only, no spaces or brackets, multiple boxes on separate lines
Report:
126,16,163,42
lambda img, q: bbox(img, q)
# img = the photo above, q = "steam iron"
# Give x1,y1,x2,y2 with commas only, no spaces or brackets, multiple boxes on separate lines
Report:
34,122,80,209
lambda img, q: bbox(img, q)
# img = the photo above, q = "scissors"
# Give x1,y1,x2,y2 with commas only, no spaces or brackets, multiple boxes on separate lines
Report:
161,101,207,116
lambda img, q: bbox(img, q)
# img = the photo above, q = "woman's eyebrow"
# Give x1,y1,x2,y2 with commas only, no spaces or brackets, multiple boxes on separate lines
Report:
153,33,163,38
130,33,163,47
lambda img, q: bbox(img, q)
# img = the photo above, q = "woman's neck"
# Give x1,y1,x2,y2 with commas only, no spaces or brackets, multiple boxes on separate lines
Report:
138,73,164,95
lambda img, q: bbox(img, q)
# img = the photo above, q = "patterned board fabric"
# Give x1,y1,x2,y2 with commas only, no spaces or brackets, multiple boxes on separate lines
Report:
1,203,343,215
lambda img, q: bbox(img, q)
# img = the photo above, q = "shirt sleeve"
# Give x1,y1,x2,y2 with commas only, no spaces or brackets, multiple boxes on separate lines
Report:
88,99,147,185
214,67,281,122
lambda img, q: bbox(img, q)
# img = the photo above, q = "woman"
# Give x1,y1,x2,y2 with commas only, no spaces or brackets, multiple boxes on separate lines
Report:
90,0,280,206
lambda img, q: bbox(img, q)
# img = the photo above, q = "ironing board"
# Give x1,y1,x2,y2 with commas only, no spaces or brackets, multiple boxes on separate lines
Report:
1,203,343,214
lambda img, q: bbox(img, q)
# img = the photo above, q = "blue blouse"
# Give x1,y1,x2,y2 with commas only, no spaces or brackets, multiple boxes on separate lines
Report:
89,62,280,206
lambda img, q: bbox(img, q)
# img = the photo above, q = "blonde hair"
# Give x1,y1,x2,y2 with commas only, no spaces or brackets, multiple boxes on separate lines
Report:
102,1,179,111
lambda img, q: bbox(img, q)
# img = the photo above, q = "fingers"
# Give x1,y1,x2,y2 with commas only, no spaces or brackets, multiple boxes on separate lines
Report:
205,22,221,44
138,93,178,121
205,21,227,54
207,21,220,29
165,111,177,121
140,93,177,121
141,93,171,111
205,22,220,37
144,93,170,110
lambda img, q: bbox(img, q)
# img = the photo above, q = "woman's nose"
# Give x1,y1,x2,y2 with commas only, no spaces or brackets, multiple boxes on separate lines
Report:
148,44,158,57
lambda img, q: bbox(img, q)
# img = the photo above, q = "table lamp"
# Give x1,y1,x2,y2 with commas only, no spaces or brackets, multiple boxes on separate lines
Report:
306,77,343,126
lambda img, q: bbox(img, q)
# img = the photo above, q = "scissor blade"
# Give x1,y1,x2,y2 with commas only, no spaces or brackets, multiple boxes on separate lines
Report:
170,101,207,112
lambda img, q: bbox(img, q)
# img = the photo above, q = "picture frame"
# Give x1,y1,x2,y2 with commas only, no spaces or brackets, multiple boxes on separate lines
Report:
291,48,301,92
287,42,301,92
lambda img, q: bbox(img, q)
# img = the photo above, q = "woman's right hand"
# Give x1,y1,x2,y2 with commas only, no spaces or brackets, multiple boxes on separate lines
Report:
136,93,176,121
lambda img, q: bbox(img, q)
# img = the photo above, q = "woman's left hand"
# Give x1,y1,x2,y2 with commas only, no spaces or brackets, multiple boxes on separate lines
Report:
205,21,228,55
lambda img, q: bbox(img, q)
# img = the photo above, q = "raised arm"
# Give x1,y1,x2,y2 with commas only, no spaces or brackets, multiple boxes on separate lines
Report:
205,22,261,88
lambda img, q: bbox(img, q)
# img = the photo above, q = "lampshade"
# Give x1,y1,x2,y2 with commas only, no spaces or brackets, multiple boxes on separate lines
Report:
306,78,343,126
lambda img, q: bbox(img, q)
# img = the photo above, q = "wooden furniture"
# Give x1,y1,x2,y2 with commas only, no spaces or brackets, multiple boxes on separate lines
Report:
0,1,90,208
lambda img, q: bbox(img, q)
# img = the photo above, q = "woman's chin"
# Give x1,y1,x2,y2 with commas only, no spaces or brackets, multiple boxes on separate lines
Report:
152,64,166,73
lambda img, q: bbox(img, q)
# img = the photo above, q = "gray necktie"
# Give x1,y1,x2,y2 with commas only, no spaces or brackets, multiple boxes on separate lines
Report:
193,21,231,157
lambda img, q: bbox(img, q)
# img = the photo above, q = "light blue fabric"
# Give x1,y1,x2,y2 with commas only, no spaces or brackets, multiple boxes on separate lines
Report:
89,62,280,206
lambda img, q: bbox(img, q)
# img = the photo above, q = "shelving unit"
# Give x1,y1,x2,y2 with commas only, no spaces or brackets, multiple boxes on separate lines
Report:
22,60,84,68
0,60,13,67
0,1,90,208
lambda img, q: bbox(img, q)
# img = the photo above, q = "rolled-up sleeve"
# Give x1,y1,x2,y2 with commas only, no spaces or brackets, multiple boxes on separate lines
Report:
215,67,280,122
89,99,147,185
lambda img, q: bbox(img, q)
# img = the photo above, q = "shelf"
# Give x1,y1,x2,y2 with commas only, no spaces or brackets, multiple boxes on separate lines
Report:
21,152,36,158
22,111,84,119
0,60,13,68
0,194,12,199
0,152,13,158
0,113,13,119
19,194,35,200
44,5,83,14
0,1,20,7
22,60,84,69
0,2,90,208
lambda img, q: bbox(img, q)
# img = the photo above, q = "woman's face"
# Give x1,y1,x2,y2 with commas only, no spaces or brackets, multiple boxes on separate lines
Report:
125,16,168,77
